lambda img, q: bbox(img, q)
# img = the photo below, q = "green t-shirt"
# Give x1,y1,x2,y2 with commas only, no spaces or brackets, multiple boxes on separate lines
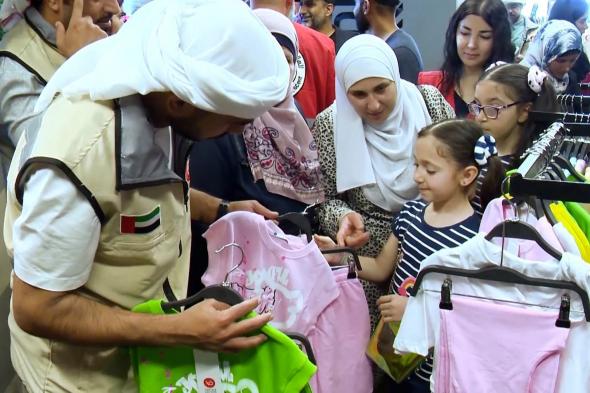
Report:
130,300,316,393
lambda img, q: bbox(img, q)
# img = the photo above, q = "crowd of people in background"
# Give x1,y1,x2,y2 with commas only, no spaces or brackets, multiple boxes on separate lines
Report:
0,0,589,392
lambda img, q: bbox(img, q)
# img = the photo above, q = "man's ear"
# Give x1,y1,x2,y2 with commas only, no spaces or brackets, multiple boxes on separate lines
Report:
326,2,334,17
166,95,192,117
47,0,61,13
363,0,371,15
285,0,294,14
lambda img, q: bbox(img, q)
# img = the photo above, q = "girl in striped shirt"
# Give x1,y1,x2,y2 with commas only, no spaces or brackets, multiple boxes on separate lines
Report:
316,119,503,392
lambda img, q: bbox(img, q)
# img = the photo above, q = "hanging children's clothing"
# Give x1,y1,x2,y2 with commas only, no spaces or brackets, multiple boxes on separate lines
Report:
394,234,590,393
202,211,339,334
564,201,590,240
479,198,563,262
550,201,590,261
552,221,583,256
435,296,569,393
130,300,316,393
202,211,372,393
308,268,373,393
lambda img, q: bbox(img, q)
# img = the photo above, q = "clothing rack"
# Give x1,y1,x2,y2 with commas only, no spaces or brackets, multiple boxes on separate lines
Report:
508,122,590,202
556,94,590,113
529,111,590,136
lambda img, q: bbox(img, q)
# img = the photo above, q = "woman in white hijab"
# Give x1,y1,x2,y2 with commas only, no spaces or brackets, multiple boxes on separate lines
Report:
313,34,454,331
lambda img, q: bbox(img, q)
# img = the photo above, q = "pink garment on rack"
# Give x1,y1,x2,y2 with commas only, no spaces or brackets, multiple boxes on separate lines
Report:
308,268,373,393
480,198,563,261
435,296,569,393
202,211,339,334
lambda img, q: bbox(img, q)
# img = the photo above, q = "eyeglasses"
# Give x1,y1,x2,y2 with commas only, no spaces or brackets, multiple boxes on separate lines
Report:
468,101,522,119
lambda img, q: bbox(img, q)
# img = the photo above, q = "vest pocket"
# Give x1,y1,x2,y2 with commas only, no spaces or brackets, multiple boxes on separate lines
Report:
110,231,166,252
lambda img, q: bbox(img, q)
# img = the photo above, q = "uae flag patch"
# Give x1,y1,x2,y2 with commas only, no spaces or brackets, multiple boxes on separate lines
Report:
120,205,161,234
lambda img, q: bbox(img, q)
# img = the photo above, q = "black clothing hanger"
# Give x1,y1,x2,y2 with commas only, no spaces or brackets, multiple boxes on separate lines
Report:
554,155,587,182
537,170,560,226
410,264,590,322
162,241,319,364
283,331,317,365
484,219,562,260
162,284,244,311
161,285,317,364
277,212,313,242
321,246,363,279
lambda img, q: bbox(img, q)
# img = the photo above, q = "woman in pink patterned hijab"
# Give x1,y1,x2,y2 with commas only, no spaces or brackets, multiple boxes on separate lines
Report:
244,8,324,205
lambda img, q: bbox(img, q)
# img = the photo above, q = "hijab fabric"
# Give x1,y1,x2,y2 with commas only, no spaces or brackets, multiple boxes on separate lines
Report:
335,34,431,212
521,19,582,93
34,0,290,120
245,9,324,205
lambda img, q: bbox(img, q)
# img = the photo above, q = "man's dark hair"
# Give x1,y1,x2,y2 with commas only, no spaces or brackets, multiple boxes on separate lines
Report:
31,0,43,8
440,0,514,95
373,0,401,14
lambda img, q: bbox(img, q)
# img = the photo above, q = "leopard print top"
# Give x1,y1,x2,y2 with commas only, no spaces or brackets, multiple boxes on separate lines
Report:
313,85,455,330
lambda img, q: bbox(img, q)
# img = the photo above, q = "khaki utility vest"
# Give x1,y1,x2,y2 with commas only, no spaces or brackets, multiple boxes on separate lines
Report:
4,95,191,392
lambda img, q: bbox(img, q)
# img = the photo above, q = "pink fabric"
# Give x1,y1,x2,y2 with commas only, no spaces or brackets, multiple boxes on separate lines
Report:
245,10,324,205
435,296,569,393
308,268,373,393
243,91,324,205
480,198,563,261
202,211,339,334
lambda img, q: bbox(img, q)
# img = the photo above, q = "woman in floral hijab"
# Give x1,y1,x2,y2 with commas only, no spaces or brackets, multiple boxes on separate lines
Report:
521,19,583,94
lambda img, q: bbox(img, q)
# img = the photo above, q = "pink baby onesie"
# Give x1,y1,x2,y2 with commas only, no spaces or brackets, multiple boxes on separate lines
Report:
436,296,570,393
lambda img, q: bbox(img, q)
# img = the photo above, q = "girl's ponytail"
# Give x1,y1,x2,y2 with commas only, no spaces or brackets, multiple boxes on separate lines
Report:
479,155,504,211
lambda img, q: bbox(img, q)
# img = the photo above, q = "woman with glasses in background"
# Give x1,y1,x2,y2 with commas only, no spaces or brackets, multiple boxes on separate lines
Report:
468,62,558,213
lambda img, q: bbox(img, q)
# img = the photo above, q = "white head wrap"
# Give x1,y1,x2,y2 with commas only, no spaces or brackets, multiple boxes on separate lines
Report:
34,0,290,119
334,34,431,212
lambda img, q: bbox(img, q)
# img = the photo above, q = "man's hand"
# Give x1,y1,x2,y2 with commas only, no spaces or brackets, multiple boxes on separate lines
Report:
56,0,107,58
228,200,279,220
377,294,408,323
12,274,272,350
179,297,272,352
337,212,370,248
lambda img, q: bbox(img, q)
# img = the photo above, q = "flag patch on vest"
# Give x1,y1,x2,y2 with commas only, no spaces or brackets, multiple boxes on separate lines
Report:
120,206,161,234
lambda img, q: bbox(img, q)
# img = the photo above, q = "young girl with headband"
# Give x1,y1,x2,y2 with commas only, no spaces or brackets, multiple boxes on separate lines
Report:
469,62,559,212
316,119,503,391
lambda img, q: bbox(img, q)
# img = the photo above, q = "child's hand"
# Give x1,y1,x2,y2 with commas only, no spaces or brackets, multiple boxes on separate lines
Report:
377,294,408,323
314,234,336,248
314,235,342,265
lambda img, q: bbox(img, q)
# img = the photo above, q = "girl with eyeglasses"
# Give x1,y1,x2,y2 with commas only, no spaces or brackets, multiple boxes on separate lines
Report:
469,62,558,212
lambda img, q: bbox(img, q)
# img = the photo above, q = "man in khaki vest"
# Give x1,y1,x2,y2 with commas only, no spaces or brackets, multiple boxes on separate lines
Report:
0,0,120,389
4,0,291,391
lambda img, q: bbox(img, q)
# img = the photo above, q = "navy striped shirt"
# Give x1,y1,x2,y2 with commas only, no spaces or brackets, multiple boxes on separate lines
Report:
391,199,480,381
